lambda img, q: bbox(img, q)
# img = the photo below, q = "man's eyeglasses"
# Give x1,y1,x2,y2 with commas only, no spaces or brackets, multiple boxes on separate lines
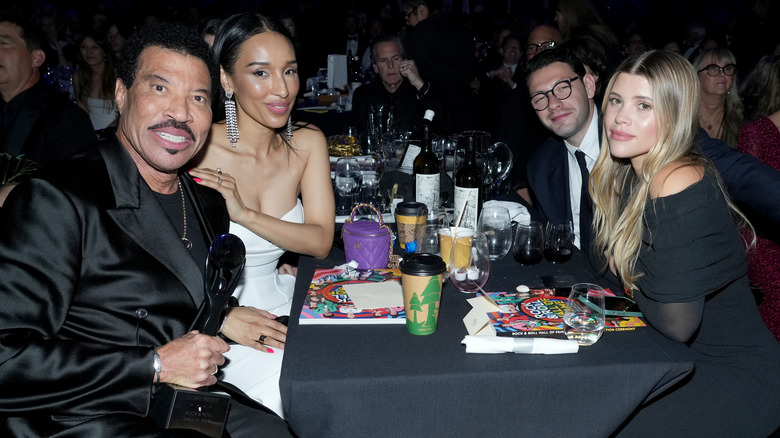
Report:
698,63,737,77
530,76,581,111
526,41,556,55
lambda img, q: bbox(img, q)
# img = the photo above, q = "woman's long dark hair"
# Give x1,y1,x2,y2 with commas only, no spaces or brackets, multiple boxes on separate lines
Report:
211,12,307,147
74,31,116,112
212,12,283,121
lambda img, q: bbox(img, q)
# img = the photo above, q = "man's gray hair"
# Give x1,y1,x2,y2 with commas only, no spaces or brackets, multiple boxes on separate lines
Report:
370,34,406,64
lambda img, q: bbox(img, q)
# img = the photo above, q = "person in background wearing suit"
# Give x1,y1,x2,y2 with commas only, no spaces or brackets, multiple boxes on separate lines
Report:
402,0,476,130
0,12,96,173
0,22,293,436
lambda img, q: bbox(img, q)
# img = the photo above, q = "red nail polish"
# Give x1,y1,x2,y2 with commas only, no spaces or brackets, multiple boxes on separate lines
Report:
187,169,193,173
193,177,202,182
267,348,274,353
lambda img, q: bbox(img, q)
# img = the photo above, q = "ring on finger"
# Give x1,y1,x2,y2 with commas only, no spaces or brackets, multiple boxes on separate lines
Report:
257,334,267,345
216,168,222,174
217,177,223,185
211,364,218,375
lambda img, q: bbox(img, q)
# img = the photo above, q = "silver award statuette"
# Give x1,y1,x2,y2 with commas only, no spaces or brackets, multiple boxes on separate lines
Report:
150,234,246,438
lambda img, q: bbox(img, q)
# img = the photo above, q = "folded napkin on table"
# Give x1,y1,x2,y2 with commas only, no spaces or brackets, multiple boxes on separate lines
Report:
482,200,531,224
461,335,579,354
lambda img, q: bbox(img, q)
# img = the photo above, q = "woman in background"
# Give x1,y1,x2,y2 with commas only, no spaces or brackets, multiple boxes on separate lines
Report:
72,31,117,131
590,50,780,436
693,47,744,147
189,12,334,418
737,54,780,342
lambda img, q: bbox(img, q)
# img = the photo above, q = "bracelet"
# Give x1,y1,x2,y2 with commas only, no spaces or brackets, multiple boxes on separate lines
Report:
153,348,161,384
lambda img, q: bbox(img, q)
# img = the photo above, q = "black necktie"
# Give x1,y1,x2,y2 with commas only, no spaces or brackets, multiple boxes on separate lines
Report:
575,150,592,252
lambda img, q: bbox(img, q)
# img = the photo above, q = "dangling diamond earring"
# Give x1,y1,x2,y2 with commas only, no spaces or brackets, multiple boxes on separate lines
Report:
225,90,239,147
286,116,293,141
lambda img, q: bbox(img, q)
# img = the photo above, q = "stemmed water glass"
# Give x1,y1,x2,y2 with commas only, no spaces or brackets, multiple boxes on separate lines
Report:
334,157,361,215
448,230,491,293
512,221,544,265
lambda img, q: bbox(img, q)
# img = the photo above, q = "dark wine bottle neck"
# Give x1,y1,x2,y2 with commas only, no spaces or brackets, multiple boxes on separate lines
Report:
464,141,477,165
421,125,431,152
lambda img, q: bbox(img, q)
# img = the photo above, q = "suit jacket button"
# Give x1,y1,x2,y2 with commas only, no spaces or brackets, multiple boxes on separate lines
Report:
136,308,148,319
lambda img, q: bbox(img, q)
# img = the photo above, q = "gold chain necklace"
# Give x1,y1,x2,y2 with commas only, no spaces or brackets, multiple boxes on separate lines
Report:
177,177,192,251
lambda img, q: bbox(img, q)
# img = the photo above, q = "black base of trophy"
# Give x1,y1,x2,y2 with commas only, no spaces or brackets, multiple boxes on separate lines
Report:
150,384,231,438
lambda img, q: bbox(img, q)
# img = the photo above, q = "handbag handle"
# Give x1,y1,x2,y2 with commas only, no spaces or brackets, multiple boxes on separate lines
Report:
346,203,385,225
345,203,398,269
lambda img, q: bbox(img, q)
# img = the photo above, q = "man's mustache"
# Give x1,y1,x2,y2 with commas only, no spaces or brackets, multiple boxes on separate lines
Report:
148,119,195,141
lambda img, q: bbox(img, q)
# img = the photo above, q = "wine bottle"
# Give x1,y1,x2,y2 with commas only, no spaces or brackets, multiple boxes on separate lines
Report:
454,136,483,231
413,112,440,221
400,109,434,171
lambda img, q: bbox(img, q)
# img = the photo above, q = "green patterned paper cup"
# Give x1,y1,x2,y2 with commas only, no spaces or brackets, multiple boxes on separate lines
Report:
400,253,446,335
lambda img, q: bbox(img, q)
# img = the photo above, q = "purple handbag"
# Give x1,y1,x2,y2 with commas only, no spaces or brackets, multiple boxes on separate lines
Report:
342,204,395,269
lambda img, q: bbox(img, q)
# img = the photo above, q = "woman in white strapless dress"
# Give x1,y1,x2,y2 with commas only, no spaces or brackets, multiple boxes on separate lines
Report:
189,13,334,419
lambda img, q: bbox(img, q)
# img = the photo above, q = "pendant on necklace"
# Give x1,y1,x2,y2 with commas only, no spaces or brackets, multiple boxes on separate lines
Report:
182,237,193,250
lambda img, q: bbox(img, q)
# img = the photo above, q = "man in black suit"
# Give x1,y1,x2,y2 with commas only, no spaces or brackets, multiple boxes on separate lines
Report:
0,12,96,168
526,48,780,256
0,23,292,437
526,49,599,252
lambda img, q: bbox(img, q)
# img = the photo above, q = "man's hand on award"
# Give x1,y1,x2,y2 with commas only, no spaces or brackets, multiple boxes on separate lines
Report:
221,306,287,353
156,330,230,388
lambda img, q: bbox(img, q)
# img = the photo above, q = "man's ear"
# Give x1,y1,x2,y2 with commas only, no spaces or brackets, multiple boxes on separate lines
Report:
373,63,379,74
115,78,126,114
582,73,596,100
31,49,45,68
417,5,429,20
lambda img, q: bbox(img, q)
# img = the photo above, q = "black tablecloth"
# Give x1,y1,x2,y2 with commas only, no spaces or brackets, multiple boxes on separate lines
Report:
280,246,693,437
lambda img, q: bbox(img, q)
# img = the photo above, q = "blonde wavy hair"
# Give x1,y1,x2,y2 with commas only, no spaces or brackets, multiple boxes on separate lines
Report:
590,50,749,292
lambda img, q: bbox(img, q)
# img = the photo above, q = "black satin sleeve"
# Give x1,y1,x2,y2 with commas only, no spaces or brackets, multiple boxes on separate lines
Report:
0,180,153,416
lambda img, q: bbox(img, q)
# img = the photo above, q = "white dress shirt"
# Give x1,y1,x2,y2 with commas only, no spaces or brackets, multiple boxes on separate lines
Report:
564,106,600,249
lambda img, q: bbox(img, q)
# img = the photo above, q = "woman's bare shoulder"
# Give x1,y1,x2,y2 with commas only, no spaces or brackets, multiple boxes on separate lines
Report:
649,160,705,199
291,122,326,145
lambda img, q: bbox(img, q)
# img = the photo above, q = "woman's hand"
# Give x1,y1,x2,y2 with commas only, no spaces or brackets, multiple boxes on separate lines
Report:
221,306,287,353
189,168,251,224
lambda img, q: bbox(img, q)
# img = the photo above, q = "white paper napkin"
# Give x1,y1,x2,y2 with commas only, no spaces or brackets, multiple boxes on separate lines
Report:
461,335,579,354
482,200,532,225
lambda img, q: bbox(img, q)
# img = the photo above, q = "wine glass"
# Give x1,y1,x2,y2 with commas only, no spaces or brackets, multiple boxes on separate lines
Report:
448,230,490,293
360,171,382,208
563,283,606,346
334,157,361,215
512,221,544,266
477,205,513,260
544,221,574,263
